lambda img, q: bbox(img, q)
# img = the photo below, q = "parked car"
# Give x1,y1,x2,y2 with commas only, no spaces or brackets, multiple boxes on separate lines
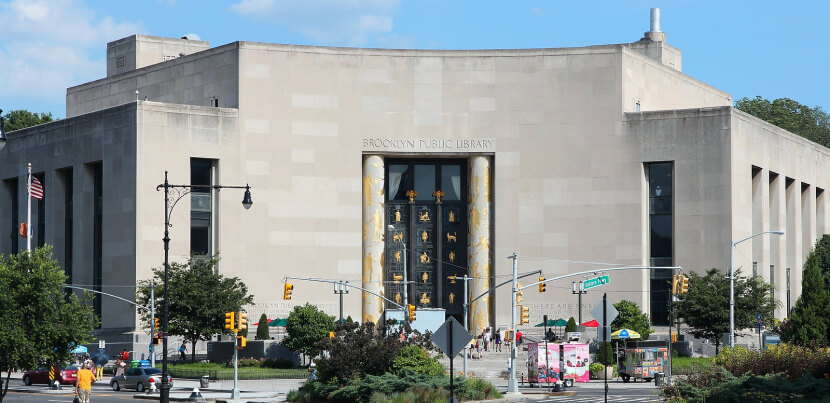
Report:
22,363,80,385
110,367,172,392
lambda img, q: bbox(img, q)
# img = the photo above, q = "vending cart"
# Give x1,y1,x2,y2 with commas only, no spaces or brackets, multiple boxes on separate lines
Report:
526,343,590,387
617,340,668,382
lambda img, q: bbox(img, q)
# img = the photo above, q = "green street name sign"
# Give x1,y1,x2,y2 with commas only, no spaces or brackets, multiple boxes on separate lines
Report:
583,275,610,290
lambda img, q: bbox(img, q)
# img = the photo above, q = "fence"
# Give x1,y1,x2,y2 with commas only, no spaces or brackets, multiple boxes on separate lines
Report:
167,367,307,380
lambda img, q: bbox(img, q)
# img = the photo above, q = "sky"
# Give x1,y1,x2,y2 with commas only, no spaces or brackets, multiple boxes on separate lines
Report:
1,0,828,119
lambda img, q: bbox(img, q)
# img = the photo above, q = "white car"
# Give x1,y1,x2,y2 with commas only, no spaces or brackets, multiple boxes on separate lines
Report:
110,367,172,392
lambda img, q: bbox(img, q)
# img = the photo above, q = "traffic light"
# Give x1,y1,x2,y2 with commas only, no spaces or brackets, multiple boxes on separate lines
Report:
539,276,546,292
153,335,160,345
329,331,335,340
672,274,680,295
506,329,514,342
407,304,417,321
520,305,530,325
238,312,248,331
224,312,235,331
236,335,246,349
516,283,523,303
672,332,677,343
283,282,293,300
680,274,690,294
153,317,159,331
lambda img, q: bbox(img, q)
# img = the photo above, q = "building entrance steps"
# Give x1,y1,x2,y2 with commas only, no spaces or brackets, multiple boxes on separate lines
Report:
437,346,528,381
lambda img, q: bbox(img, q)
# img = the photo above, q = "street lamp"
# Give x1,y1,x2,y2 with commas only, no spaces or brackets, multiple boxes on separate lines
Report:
730,230,784,348
156,171,252,403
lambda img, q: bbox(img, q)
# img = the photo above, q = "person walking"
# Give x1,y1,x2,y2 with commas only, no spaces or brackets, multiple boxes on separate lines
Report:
494,331,502,352
75,361,96,403
484,329,491,352
178,342,187,361
516,330,522,346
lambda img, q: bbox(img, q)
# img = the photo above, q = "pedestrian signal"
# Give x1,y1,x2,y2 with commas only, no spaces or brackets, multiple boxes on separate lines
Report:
236,335,246,349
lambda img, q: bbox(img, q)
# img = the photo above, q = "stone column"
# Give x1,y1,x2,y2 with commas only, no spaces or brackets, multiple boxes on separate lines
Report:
468,156,491,335
362,155,385,324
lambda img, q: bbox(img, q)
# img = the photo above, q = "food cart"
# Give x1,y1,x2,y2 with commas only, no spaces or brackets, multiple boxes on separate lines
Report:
617,340,668,382
526,342,590,387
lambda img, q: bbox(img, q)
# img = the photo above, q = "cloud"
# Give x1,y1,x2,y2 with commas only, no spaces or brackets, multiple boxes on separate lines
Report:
230,0,401,47
0,0,141,115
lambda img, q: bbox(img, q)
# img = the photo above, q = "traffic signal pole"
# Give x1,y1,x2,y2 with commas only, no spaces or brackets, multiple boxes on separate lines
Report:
150,283,155,368
507,252,519,393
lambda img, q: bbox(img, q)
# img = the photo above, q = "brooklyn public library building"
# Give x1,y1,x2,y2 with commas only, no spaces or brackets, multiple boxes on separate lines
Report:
2,10,829,355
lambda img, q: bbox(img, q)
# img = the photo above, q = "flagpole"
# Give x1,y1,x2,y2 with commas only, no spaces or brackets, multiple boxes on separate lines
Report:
27,162,32,253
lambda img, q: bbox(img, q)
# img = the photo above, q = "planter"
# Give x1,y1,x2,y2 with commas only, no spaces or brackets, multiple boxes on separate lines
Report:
594,366,616,380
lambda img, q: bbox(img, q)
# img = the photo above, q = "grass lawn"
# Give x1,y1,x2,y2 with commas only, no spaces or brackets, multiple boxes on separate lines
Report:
672,356,712,375
163,362,308,380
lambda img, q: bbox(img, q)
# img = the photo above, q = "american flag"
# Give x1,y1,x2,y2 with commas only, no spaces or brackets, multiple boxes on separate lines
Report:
30,177,44,199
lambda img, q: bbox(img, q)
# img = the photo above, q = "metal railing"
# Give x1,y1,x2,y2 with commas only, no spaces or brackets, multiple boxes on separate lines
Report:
167,367,307,380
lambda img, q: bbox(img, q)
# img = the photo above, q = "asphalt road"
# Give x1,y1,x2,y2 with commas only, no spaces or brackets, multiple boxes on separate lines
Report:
1,390,138,403
530,379,666,402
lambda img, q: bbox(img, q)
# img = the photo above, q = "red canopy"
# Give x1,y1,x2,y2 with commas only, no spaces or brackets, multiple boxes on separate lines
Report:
580,319,600,327
253,319,274,326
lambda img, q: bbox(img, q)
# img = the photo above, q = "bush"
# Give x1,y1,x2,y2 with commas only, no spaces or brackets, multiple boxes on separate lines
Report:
229,357,295,369
256,313,270,340
589,363,605,379
287,370,502,402
595,342,615,366
391,345,444,377
662,365,830,402
565,317,577,333
714,343,830,381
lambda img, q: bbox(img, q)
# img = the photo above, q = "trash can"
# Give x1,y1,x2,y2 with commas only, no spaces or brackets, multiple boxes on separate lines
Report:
200,375,209,388
138,360,150,368
130,360,140,368
654,372,665,386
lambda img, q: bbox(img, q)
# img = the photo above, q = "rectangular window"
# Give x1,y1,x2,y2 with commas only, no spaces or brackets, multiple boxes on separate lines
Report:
92,164,103,320
413,165,436,201
35,174,45,248
753,262,758,277
61,168,73,282
4,179,19,253
191,158,214,257
647,162,673,326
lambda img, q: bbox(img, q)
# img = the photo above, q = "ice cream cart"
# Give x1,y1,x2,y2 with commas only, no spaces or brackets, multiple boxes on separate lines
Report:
526,343,590,387
617,340,668,382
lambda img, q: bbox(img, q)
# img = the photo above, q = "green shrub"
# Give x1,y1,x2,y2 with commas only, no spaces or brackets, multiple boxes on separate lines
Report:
565,317,577,332
595,341,615,365
391,345,444,377
714,343,830,381
256,313,270,340
662,365,830,402
589,363,605,378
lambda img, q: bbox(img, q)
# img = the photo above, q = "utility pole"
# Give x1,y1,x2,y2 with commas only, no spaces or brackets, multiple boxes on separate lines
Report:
334,281,349,324
507,252,519,393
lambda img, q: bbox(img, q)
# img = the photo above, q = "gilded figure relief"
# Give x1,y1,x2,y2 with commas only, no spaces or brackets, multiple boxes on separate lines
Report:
422,272,429,283
448,292,455,304
419,210,430,221
372,207,383,241
432,189,444,203
393,274,403,283
449,251,456,263
419,252,430,263
421,230,428,242
395,293,401,304
394,250,401,263
392,232,404,243
420,293,430,304
448,210,455,222
406,190,417,202
446,232,457,242
395,210,401,222
447,275,456,284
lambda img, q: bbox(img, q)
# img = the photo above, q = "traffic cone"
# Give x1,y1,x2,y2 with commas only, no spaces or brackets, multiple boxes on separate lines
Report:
188,388,206,402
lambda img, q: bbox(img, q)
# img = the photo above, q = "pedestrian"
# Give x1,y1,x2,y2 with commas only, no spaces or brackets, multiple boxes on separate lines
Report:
470,338,476,359
495,331,502,352
476,336,482,359
484,329,491,352
546,328,554,342
516,330,522,346
120,349,130,362
75,361,96,403
115,359,126,377
178,342,187,360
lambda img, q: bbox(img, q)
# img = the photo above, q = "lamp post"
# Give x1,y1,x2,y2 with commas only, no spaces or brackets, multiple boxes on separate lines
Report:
156,171,252,403
572,281,587,323
730,230,783,348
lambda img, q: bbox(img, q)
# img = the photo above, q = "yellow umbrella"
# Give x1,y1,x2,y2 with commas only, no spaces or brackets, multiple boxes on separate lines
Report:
611,328,641,340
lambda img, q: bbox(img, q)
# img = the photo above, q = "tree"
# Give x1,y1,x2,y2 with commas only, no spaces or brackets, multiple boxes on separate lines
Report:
812,235,830,286
611,300,653,340
565,317,578,333
675,268,777,354
1,109,54,132
284,303,335,365
595,341,614,366
735,96,830,147
780,251,830,345
136,255,254,361
256,313,270,340
0,247,97,403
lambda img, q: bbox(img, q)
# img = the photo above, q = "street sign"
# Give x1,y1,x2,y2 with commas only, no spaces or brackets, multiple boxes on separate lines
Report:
432,317,473,358
590,299,618,326
583,275,610,290
98,340,105,349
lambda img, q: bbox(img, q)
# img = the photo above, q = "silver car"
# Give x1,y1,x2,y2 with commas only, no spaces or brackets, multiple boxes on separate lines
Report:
110,367,172,392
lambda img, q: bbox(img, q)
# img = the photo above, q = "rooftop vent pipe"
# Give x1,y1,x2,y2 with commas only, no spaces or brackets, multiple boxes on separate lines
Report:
650,8,662,33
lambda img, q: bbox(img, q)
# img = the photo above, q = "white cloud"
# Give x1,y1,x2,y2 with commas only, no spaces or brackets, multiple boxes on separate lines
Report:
230,0,401,47
0,0,141,115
